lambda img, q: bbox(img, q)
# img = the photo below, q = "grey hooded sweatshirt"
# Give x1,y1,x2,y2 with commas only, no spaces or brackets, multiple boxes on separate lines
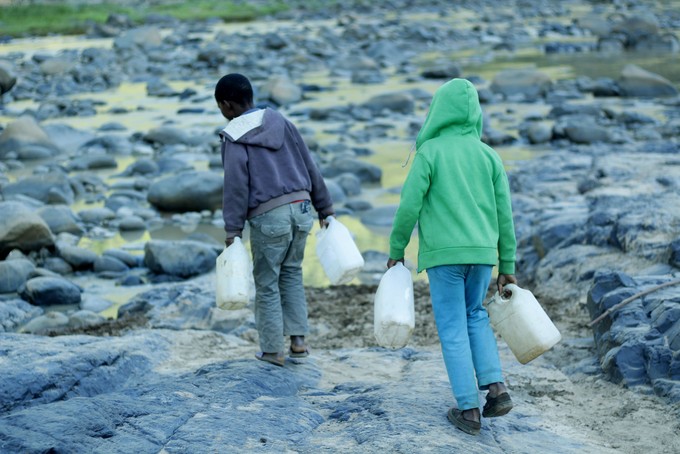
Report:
219,108,333,239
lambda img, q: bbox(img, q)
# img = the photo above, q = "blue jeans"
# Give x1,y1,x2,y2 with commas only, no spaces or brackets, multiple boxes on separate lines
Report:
427,264,504,410
248,201,314,353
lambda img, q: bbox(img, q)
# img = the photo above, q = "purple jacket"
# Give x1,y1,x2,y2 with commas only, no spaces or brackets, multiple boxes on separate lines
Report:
219,108,334,238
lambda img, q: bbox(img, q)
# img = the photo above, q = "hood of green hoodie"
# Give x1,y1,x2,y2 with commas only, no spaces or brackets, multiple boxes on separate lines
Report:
415,78,483,149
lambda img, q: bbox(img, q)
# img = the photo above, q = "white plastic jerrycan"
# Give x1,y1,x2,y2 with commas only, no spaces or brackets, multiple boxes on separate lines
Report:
486,284,561,364
315,216,365,285
215,237,252,310
374,262,415,349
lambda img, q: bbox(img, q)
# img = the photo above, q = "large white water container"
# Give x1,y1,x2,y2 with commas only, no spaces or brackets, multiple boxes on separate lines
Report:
215,237,252,310
315,216,365,285
374,262,415,349
486,284,561,364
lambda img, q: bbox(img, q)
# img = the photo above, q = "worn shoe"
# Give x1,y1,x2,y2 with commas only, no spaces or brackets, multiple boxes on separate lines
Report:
289,335,310,358
255,351,285,367
482,392,513,418
447,408,481,436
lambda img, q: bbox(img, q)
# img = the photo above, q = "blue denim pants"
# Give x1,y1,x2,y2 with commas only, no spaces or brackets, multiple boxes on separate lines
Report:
248,201,314,353
426,264,504,410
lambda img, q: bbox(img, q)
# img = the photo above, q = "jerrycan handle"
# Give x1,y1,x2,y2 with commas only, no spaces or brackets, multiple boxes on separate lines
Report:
493,283,521,306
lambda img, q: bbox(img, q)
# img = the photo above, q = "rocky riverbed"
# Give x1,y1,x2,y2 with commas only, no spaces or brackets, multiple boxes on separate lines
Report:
1,0,680,452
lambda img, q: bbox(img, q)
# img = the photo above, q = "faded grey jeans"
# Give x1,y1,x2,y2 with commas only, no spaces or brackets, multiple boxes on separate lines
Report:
248,201,314,353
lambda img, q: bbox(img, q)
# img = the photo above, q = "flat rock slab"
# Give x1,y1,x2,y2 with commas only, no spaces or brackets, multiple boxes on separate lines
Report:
0,330,621,453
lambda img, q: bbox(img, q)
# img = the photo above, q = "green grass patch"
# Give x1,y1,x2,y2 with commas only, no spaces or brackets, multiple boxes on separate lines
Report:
0,1,289,37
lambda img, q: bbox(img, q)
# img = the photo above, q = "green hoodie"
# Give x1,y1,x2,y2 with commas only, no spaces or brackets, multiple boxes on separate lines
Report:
389,78,516,274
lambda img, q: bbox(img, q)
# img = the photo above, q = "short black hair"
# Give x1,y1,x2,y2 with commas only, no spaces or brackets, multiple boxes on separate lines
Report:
214,73,253,107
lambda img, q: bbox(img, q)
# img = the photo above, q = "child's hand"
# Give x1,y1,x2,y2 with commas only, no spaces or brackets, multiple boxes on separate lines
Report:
386,258,404,269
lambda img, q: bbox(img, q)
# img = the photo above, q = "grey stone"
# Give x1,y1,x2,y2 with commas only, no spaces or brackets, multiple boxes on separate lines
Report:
18,276,82,306
94,255,129,273
143,240,217,278
0,299,42,332
37,204,83,235
491,69,552,100
0,116,60,160
2,172,75,205
147,171,223,212
618,64,678,98
19,311,69,334
0,258,35,293
58,245,98,270
0,201,54,259
362,92,414,115
322,158,382,184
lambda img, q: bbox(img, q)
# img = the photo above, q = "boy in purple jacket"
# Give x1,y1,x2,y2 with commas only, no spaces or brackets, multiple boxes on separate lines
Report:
215,73,334,367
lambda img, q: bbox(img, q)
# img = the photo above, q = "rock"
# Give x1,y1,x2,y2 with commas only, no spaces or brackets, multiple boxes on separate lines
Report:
0,116,60,160
0,258,36,293
563,122,611,144
322,158,382,184
113,26,163,50
259,75,303,106
19,311,69,334
362,92,415,115
66,154,118,171
37,205,83,235
103,249,142,268
360,205,399,227
669,238,680,269
120,158,159,176
143,126,191,146
42,257,73,275
324,180,346,204
0,298,42,332
80,295,114,313
147,171,223,212
42,123,96,155
420,62,461,79
118,215,146,231
94,255,129,273
490,69,552,100
18,276,82,306
143,240,217,278
146,78,178,97
2,172,75,204
67,310,107,329
526,122,553,144
78,207,116,224
58,245,99,270
334,173,362,196
0,59,17,96
0,201,54,259
39,56,76,76
618,64,678,98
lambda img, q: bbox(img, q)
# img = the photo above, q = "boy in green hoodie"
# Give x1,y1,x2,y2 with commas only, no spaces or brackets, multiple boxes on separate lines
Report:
387,78,517,435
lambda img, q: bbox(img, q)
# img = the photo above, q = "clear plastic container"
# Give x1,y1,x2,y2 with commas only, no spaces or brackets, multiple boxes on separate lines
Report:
374,262,415,349
215,237,252,310
315,216,364,285
486,283,561,364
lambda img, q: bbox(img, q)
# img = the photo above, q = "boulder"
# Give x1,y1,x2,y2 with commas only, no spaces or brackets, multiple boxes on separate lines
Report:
563,123,611,144
18,276,82,306
143,126,191,146
143,240,217,278
322,158,382,184
2,172,75,205
490,69,552,100
0,259,36,294
20,311,70,333
113,26,163,50
58,245,99,271
362,92,415,115
259,74,303,106
147,171,223,212
0,59,17,96
0,116,60,160
0,299,43,333
0,201,54,259
37,205,83,235
618,65,678,98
